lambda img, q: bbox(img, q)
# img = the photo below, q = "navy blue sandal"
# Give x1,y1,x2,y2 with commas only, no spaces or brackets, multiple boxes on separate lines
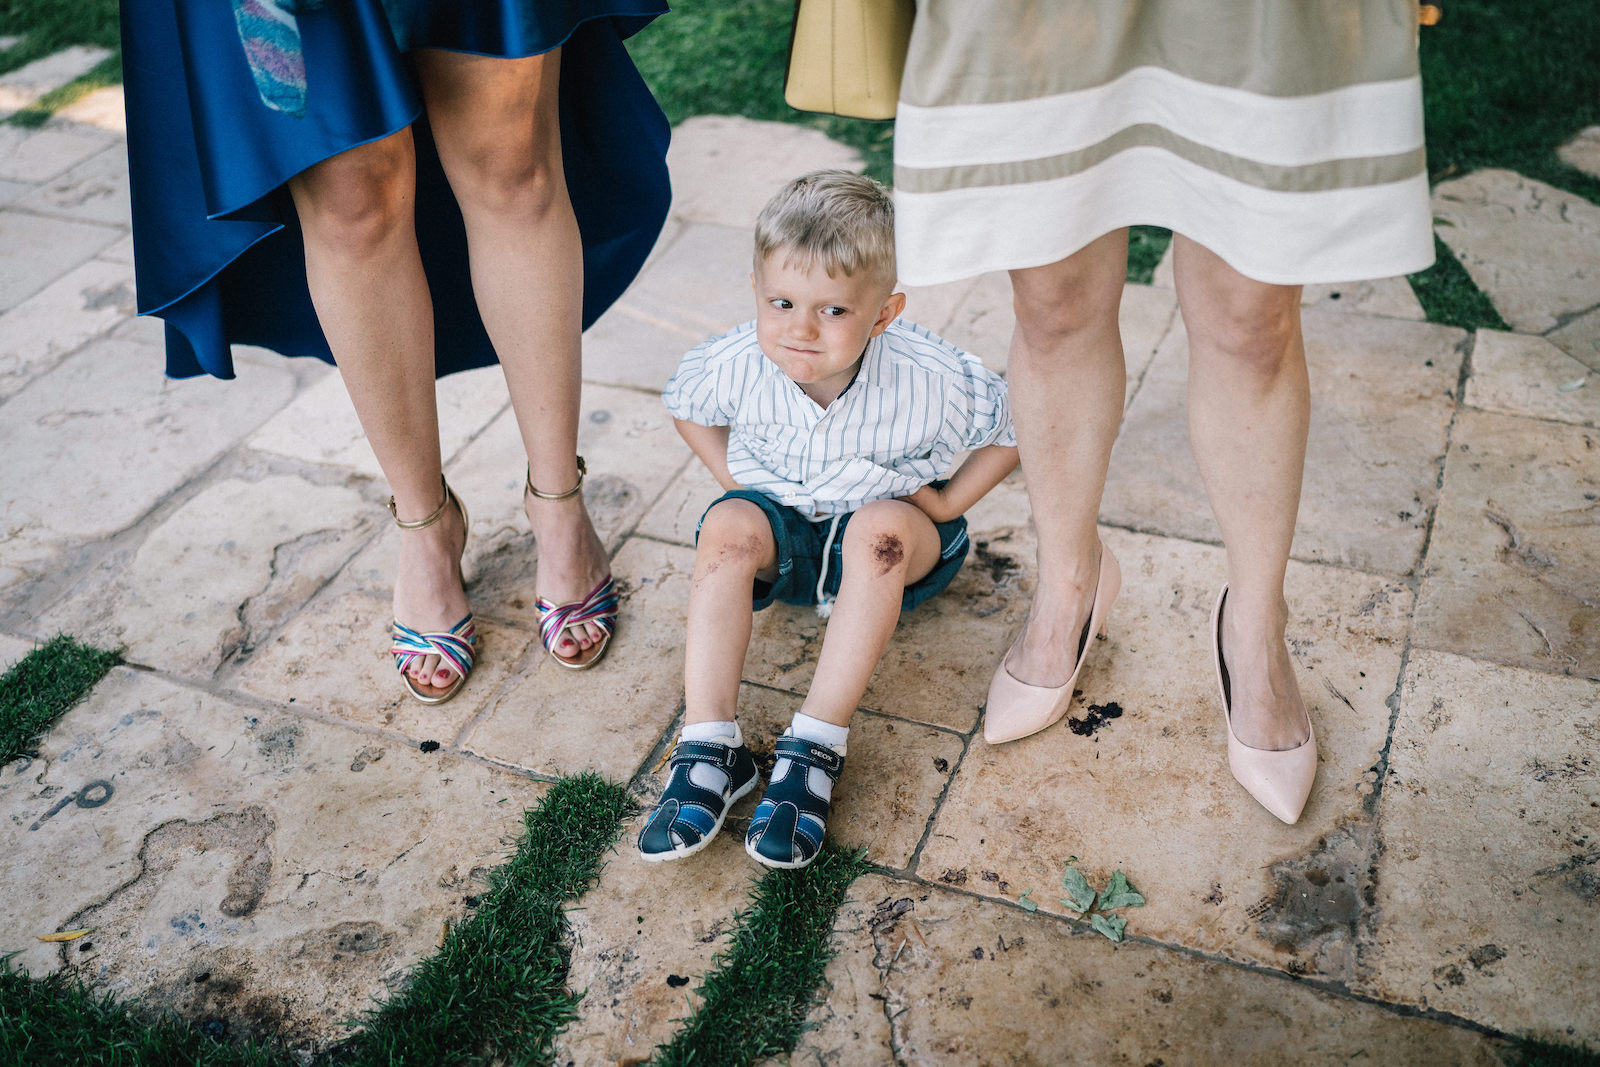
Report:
745,736,845,870
637,738,759,862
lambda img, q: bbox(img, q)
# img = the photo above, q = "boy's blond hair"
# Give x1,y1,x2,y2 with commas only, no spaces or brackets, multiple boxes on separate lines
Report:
754,170,896,289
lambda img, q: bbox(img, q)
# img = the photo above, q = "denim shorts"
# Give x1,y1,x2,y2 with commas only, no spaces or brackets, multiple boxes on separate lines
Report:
695,489,970,612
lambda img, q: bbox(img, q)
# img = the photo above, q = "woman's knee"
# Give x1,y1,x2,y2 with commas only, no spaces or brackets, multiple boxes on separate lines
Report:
437,119,563,218
1187,291,1302,376
290,136,413,255
1009,239,1126,354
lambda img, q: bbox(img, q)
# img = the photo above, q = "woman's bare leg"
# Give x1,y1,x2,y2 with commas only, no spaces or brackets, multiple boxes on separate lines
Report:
415,48,610,660
1002,230,1129,686
287,131,468,696
1171,235,1311,751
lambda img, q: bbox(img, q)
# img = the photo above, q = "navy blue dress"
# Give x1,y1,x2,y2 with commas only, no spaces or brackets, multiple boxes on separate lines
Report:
121,0,671,380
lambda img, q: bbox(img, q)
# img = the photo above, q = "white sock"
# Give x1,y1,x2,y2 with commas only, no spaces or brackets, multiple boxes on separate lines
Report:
679,720,741,794
775,713,848,802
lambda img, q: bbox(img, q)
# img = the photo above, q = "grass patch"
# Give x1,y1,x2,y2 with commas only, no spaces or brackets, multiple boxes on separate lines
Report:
1406,234,1509,332
1507,1037,1600,1067
1126,226,1172,285
0,0,118,79
1420,0,1600,206
330,772,633,1066
0,635,120,768
0,961,290,1067
651,843,872,1067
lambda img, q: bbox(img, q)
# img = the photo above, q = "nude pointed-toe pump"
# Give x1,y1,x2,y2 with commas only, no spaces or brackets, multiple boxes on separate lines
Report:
1210,586,1317,824
983,542,1120,744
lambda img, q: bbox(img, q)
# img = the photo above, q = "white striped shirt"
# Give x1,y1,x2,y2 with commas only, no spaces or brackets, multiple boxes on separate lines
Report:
663,319,1015,521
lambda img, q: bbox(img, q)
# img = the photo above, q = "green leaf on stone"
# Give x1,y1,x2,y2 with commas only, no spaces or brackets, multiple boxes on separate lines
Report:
1017,888,1038,913
1090,913,1127,942
1060,865,1096,913
1099,870,1145,911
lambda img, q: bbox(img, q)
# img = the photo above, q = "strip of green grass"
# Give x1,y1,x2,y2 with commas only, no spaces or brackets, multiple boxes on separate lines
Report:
0,635,120,767
0,0,118,78
651,843,872,1067
333,772,633,1067
0,962,290,1067
1509,1038,1600,1067
1406,234,1509,332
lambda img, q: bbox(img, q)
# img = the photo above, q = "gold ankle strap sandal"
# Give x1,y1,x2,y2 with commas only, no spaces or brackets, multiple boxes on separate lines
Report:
524,456,618,670
388,475,476,705
525,456,586,501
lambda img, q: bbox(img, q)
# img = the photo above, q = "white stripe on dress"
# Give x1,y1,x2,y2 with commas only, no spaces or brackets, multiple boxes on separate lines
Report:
895,149,1434,287
895,68,1424,172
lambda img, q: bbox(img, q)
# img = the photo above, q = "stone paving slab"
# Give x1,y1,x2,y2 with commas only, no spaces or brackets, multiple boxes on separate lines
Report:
560,829,757,1065
0,255,133,400
917,527,1411,982
781,874,1501,1067
1547,305,1600,373
0,667,545,1050
583,223,756,392
463,537,692,780
0,123,112,183
247,361,504,480
234,586,535,747
1433,169,1600,336
39,473,377,679
1414,409,1600,679
0,45,112,115
52,85,126,134
1467,329,1600,427
1356,650,1599,1045
0,338,300,606
665,116,865,229
1103,309,1467,576
1560,126,1600,179
0,209,122,311
11,142,129,227
0,632,34,672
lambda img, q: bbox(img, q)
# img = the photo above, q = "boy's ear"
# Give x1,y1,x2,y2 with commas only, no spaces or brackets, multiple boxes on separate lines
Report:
870,291,907,336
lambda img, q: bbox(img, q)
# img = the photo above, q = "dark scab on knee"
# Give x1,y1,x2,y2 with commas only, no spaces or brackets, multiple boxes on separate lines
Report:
873,534,905,575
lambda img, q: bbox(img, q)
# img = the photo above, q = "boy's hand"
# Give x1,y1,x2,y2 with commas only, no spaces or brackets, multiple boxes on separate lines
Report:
901,483,957,524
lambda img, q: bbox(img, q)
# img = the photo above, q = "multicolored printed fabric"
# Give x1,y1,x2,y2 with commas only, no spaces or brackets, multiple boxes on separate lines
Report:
231,0,311,117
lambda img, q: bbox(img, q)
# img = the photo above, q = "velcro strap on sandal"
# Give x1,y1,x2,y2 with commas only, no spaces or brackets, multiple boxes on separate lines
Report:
773,735,844,778
671,739,740,769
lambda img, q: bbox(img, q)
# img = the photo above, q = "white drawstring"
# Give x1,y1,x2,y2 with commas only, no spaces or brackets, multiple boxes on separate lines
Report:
814,514,843,618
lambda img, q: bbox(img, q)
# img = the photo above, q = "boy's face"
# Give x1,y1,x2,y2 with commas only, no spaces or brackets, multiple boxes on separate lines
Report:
752,252,906,404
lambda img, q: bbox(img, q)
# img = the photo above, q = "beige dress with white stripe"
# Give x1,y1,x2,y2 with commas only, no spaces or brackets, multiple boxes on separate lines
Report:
892,1,1435,286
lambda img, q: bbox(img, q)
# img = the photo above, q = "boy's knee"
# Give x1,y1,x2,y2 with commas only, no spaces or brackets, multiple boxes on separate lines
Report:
698,499,772,565
842,501,919,576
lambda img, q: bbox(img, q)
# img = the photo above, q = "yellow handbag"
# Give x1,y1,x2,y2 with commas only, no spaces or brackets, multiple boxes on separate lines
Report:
783,0,915,121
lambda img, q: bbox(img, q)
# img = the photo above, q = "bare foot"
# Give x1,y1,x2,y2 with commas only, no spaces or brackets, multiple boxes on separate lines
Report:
392,495,470,697
524,489,612,663
1218,596,1312,751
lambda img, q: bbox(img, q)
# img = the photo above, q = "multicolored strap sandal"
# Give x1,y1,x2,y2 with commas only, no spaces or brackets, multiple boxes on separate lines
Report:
527,457,618,671
745,736,845,870
391,616,477,705
637,737,759,862
388,476,476,705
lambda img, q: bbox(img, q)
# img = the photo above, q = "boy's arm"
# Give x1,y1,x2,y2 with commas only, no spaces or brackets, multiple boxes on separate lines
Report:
901,443,1020,524
674,418,744,492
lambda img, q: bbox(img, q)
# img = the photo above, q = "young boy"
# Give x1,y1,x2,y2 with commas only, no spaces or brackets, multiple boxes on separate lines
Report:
638,171,1019,869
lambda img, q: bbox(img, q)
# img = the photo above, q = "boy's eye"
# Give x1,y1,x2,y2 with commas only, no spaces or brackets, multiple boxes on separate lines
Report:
769,298,793,310
821,306,847,317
